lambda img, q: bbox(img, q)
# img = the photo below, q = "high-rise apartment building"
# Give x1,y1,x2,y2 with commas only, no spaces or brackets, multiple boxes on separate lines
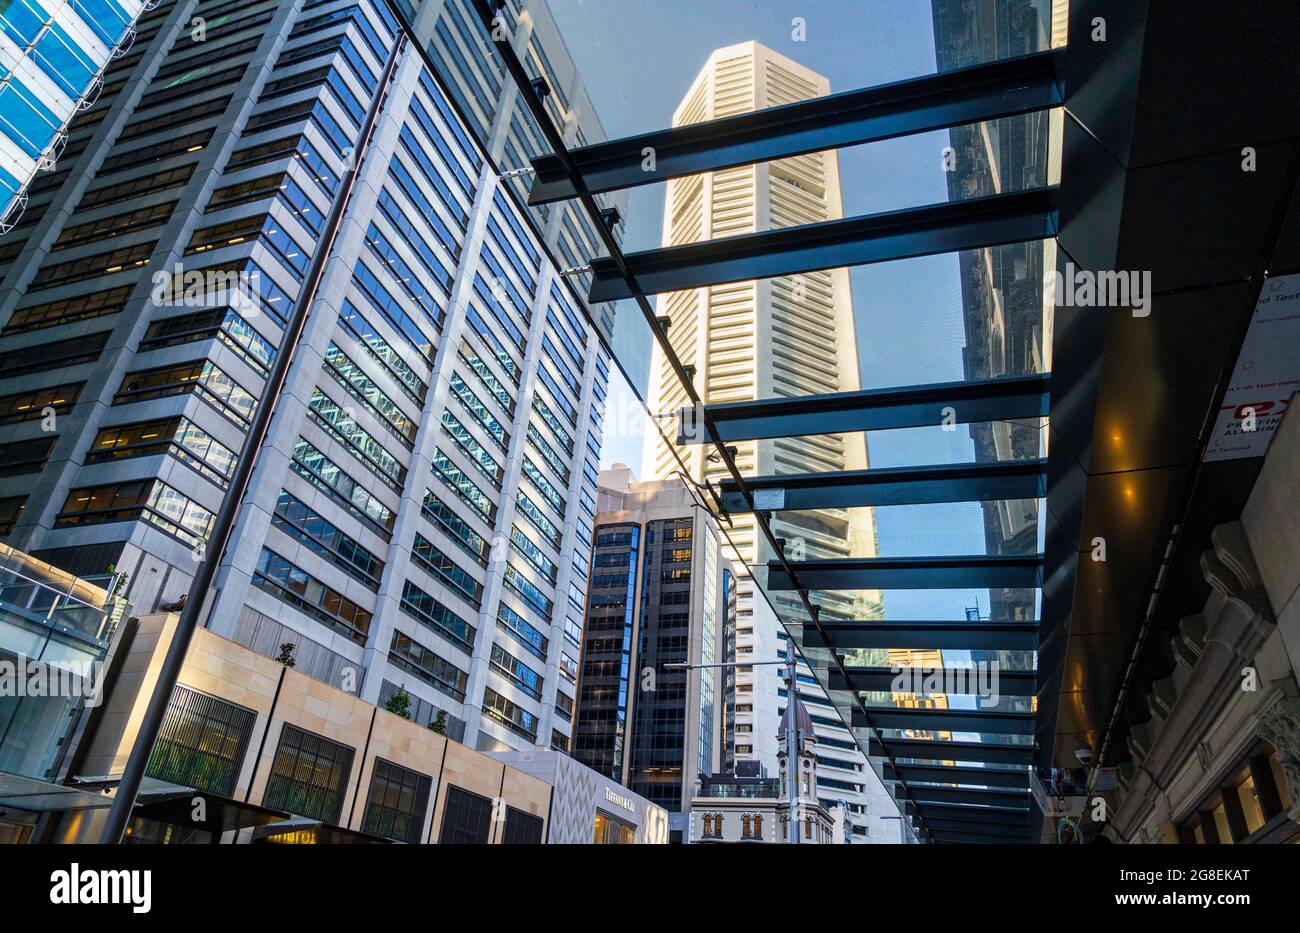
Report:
643,40,890,841
572,466,737,838
0,0,148,230
0,0,616,758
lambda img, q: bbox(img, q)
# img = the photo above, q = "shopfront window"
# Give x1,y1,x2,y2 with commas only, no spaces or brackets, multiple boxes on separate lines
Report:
592,810,635,844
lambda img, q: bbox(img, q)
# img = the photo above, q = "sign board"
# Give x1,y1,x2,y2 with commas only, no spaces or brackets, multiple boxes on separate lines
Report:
1203,274,1300,461
752,487,786,511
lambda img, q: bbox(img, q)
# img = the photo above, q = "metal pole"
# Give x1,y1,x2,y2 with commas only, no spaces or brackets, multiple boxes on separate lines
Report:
787,651,800,846
98,37,405,843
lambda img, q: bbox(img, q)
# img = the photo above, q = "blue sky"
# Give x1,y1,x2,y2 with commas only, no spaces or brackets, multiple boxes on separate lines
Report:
549,0,998,621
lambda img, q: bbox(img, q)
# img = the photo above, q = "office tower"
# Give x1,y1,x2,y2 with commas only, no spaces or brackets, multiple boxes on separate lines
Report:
0,0,611,758
395,0,628,340
0,0,147,231
932,0,1061,649
644,40,885,841
572,466,736,839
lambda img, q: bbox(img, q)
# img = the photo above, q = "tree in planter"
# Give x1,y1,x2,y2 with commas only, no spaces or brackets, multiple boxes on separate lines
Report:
428,710,447,734
385,686,412,720
276,643,297,667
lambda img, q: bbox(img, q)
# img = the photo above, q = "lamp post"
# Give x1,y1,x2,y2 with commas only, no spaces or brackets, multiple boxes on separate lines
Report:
664,656,801,844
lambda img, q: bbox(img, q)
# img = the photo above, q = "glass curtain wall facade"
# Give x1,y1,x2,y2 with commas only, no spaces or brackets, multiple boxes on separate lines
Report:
932,0,1062,667
0,0,148,229
391,0,627,341
572,473,735,831
0,0,612,756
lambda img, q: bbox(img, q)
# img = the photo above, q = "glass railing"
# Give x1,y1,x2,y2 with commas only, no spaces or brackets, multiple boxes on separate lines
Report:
0,544,125,647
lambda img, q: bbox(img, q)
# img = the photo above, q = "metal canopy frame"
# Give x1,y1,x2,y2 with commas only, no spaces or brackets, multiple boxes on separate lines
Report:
831,666,1037,694
868,736,1034,767
678,373,1050,445
528,48,1064,203
767,555,1044,591
803,620,1040,651
850,706,1037,735
588,187,1058,302
884,762,1030,789
471,0,1063,843
717,459,1047,513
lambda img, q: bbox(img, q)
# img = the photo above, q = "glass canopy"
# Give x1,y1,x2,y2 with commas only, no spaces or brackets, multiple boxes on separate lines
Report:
410,0,1069,843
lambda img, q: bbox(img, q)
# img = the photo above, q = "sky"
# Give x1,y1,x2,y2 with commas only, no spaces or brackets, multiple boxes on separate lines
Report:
547,0,1018,622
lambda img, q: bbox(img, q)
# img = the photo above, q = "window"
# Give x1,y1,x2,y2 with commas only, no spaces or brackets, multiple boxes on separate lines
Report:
592,811,636,844
52,201,175,251
501,806,543,844
290,436,394,538
489,643,543,700
146,686,255,797
323,343,417,446
263,725,355,824
56,480,214,547
0,382,81,425
0,437,55,476
0,331,108,377
0,496,26,535
271,490,383,590
412,533,483,607
306,387,406,491
482,686,537,741
78,165,194,211
496,602,547,662
1178,744,1295,844
253,547,373,643
115,359,256,426
2,285,131,335
88,417,237,488
398,579,475,653
388,629,469,700
421,490,489,566
439,785,492,844
362,758,431,844
139,308,275,374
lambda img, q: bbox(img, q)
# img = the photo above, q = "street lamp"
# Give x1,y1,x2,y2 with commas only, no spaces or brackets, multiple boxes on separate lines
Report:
663,656,802,845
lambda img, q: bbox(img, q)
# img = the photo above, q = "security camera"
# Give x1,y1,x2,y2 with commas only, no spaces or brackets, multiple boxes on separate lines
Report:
1075,743,1094,766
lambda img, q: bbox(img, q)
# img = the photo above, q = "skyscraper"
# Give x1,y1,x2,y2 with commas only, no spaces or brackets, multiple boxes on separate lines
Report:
644,40,887,841
0,0,616,758
572,466,737,839
0,0,148,231
931,0,1062,660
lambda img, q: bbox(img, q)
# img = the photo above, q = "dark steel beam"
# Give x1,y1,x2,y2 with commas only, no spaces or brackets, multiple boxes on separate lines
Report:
767,554,1043,591
922,819,1027,839
906,786,1032,809
929,829,1027,844
867,736,1033,766
830,666,1037,695
718,459,1047,513
884,762,1031,789
804,620,1040,651
914,802,1031,828
588,187,1058,302
680,373,1049,444
528,49,1065,203
852,707,1036,735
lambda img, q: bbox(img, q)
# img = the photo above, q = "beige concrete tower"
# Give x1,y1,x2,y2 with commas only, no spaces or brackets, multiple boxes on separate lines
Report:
645,40,877,622
644,45,884,832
